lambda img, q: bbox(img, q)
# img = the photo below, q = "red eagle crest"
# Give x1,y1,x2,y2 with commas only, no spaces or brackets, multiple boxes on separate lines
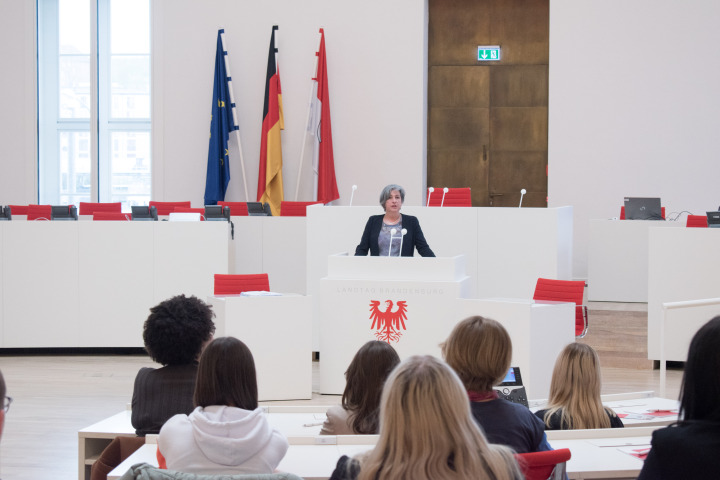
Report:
369,300,408,344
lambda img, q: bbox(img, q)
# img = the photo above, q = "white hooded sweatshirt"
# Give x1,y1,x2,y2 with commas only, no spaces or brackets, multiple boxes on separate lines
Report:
158,405,289,475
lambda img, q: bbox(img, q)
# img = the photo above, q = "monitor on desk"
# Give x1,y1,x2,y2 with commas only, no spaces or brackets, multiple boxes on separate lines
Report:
131,205,158,221
247,202,271,216
624,197,663,220
51,205,78,221
0,206,10,221
204,205,231,221
707,211,720,228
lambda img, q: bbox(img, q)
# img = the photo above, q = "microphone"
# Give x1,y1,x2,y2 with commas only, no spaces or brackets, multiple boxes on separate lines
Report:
441,187,449,207
427,187,434,207
349,185,357,207
399,228,407,256
388,228,397,257
519,188,527,208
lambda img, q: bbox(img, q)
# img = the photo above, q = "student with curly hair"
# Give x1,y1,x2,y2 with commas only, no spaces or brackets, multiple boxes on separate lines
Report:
321,340,400,435
131,294,216,436
535,343,623,430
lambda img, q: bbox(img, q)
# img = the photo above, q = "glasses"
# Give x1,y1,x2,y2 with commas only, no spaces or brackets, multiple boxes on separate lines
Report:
3,396,11,413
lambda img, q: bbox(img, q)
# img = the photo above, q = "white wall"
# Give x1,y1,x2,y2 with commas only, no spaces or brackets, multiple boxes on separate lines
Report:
549,0,720,278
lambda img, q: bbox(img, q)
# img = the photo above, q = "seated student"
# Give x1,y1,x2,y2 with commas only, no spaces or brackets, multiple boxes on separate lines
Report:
442,316,552,453
329,355,522,480
535,343,623,430
638,316,720,479
321,340,400,435
158,336,288,474
131,294,216,436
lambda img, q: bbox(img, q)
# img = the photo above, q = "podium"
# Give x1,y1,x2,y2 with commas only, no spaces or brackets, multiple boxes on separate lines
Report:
319,253,470,394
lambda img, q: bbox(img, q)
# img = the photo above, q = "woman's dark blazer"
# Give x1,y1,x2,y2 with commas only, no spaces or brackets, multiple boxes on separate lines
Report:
354,214,435,257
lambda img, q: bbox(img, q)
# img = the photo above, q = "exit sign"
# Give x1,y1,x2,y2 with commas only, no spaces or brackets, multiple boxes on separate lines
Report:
477,45,501,61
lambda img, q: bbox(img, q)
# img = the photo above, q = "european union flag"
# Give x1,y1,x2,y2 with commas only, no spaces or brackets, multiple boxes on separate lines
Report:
204,29,239,205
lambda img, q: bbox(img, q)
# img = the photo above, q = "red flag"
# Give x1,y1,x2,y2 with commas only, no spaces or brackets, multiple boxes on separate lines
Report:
309,29,339,204
257,26,284,215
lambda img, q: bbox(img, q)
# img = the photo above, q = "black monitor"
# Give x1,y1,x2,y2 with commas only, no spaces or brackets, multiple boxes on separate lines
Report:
247,202,269,216
51,205,78,221
204,205,231,222
131,205,158,221
624,197,663,220
0,206,10,221
707,211,720,228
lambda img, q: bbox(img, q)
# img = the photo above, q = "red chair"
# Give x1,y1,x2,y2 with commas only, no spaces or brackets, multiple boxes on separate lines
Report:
533,278,588,338
217,201,249,216
686,215,708,228
214,274,270,295
280,201,322,217
26,205,53,221
148,201,191,216
515,448,571,480
620,206,665,219
92,212,131,221
426,187,472,207
8,205,31,216
173,207,206,220
79,202,122,216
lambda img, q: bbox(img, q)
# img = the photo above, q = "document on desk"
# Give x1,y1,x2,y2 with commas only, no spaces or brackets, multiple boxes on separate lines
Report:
587,437,652,447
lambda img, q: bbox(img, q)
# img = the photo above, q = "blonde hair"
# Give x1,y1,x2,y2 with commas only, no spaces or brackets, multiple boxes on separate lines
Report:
442,316,512,392
355,355,521,480
543,343,617,429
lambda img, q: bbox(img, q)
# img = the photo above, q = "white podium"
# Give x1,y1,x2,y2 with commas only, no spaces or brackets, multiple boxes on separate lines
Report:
319,254,471,394
454,298,575,399
209,294,313,401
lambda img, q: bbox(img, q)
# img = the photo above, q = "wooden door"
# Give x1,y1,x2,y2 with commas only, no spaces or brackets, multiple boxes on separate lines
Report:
428,0,548,207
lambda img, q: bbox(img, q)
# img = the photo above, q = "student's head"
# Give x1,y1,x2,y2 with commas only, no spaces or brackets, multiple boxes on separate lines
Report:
342,340,401,434
357,356,520,480
442,316,512,392
143,294,216,366
0,369,6,440
194,336,258,411
680,316,720,422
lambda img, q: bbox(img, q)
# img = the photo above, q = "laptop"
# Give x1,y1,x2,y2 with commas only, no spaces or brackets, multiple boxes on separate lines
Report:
493,366,528,407
707,211,720,228
624,197,663,220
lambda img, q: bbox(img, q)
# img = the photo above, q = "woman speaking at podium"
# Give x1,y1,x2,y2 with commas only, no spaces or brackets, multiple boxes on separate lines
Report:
355,184,435,257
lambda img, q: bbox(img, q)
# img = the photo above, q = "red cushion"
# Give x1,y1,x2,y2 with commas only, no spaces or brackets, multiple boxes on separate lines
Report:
214,274,270,295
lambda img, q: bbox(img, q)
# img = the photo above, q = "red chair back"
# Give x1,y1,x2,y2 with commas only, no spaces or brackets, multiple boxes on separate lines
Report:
79,202,122,215
92,212,131,221
686,215,708,228
26,205,53,221
426,187,472,207
214,274,270,295
533,278,588,337
173,207,206,220
217,201,249,216
515,448,571,480
148,201,192,216
8,205,30,216
620,206,665,219
280,201,322,217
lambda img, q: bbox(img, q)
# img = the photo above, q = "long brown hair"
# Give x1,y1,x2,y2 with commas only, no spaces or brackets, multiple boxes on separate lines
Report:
356,356,522,480
543,342,616,429
342,340,400,434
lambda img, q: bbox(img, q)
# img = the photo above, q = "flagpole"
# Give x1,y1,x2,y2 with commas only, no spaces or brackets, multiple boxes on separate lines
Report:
220,31,249,202
295,29,323,202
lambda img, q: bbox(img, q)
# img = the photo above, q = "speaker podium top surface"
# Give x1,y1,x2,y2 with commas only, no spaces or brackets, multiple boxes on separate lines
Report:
326,253,466,282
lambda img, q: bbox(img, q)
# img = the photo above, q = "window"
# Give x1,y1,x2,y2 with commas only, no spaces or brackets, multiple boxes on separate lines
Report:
38,0,151,210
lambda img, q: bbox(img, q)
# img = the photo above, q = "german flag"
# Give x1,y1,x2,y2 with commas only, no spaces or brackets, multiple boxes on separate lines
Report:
257,25,284,215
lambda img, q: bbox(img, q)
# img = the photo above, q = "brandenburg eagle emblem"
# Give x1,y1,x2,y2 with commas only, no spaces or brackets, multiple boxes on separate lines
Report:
369,300,408,344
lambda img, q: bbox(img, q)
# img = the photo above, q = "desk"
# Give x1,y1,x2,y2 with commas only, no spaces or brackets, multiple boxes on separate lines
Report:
78,410,135,480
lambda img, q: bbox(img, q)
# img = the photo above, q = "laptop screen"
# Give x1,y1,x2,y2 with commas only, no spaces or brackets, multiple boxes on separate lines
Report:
624,197,663,220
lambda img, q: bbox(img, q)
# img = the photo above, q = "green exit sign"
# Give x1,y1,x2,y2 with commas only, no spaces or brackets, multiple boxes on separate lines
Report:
478,45,501,61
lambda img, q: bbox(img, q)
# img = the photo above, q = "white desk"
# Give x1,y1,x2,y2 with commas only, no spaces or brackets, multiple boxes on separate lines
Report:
78,410,136,480
587,219,681,302
209,295,313,401
1,221,229,348
647,227,720,360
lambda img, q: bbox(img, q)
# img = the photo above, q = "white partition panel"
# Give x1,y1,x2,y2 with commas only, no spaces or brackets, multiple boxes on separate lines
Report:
262,217,306,294
231,216,264,275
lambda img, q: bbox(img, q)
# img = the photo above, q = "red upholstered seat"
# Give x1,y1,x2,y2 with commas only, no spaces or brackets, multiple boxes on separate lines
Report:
686,215,708,228
280,201,322,217
26,205,53,221
533,278,588,338
148,201,192,216
620,206,665,219
515,448,571,480
217,201,249,216
214,274,270,295
92,212,131,221
79,202,122,215
426,187,472,207
8,205,31,215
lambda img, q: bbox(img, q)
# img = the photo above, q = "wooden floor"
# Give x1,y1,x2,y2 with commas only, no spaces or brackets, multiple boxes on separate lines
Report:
0,303,684,480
